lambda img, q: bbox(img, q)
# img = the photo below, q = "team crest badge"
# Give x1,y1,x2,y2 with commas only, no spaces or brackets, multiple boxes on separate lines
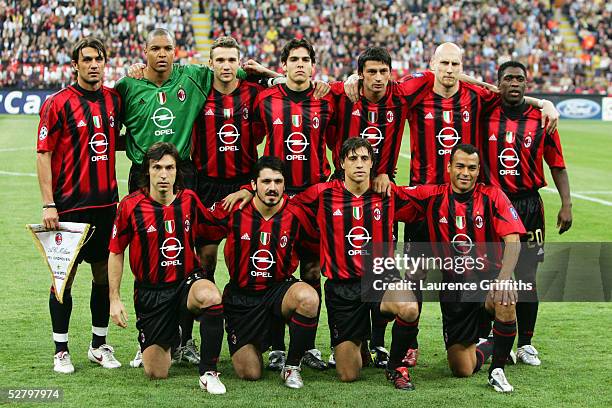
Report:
367,111,377,123
92,115,101,128
164,220,175,234
455,216,465,229
524,133,532,148
185,219,190,232
260,232,270,246
353,206,363,220
386,111,394,123
443,110,453,124
291,114,302,127
475,215,483,229
242,107,249,120
313,115,320,129
224,108,233,119
109,115,115,128
505,131,515,143
463,110,470,122
280,235,288,248
177,88,186,102
374,207,381,221
158,92,167,105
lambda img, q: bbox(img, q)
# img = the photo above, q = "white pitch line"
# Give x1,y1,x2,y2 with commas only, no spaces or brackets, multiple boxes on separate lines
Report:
542,187,612,206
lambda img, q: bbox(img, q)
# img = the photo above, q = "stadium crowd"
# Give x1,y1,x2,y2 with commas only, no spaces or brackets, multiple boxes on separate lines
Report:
0,0,609,94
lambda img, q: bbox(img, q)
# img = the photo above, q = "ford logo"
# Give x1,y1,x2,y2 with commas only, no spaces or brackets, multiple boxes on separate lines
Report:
556,99,601,119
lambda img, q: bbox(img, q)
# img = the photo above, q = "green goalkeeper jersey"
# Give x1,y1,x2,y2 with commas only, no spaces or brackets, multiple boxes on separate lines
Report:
116,64,246,164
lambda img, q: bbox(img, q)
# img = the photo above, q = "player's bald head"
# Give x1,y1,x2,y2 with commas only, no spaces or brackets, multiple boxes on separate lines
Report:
432,42,463,63
146,28,175,47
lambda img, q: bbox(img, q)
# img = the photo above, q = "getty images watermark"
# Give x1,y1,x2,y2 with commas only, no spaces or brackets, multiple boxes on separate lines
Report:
359,242,612,303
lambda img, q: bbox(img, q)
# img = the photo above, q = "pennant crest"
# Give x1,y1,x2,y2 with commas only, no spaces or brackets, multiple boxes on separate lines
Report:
92,115,101,129
158,92,167,105
353,206,363,220
443,110,453,124
260,232,270,246
455,216,465,229
291,114,302,127
164,220,175,234
367,111,378,123
27,222,91,303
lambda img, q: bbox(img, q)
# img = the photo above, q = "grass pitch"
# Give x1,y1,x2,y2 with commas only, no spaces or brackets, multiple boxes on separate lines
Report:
0,116,610,407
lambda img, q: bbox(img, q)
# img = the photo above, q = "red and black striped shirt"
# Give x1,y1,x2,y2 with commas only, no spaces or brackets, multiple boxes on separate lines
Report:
37,84,121,213
200,197,307,292
408,83,499,185
290,180,416,281
396,183,526,270
109,189,204,286
481,103,566,195
192,80,265,179
253,84,335,189
329,72,434,176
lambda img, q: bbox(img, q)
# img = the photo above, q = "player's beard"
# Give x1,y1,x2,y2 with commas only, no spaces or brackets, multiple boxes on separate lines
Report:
256,189,281,208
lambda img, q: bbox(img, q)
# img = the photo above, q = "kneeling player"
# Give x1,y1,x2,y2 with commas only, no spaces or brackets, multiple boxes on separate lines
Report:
398,144,525,392
202,157,319,389
108,142,226,394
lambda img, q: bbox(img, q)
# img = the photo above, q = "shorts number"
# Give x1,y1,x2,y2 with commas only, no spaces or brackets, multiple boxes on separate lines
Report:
526,228,543,248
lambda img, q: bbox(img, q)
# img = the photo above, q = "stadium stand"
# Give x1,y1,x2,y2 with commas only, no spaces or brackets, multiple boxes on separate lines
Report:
0,0,609,94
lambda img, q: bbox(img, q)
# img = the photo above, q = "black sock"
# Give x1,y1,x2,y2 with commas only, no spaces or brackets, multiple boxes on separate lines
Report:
388,317,419,370
489,318,516,374
179,308,195,346
287,312,318,366
478,308,494,339
198,304,224,375
370,307,388,348
303,278,321,351
474,338,494,373
50,287,72,354
269,317,286,351
516,301,538,347
90,282,110,348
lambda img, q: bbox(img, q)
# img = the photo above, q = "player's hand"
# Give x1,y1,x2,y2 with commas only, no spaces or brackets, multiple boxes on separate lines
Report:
541,100,559,133
243,59,266,75
312,80,330,99
110,299,128,328
557,204,572,234
222,189,253,211
490,280,517,306
127,63,146,79
484,83,499,93
42,207,60,230
372,174,392,197
344,74,360,103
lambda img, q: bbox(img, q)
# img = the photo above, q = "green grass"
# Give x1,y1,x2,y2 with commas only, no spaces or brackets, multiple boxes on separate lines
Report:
0,116,611,407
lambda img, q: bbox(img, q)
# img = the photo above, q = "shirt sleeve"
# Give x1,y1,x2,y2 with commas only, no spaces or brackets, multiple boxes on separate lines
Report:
543,129,566,169
329,81,345,96
109,199,133,254
467,82,500,113
196,200,231,242
36,96,63,152
393,184,430,223
394,71,435,108
490,188,526,237
252,92,267,145
288,184,323,237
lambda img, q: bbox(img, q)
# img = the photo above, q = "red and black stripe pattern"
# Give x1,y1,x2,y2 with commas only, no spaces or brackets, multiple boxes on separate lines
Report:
481,104,566,194
199,197,303,292
109,189,204,286
254,84,335,188
408,82,499,186
37,85,121,213
192,80,265,179
329,72,433,177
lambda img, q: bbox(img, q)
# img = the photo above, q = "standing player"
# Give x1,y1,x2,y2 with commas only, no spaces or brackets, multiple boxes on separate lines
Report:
252,38,334,370
397,144,526,392
481,61,572,366
36,37,122,374
108,142,226,394
200,156,320,389
328,46,435,367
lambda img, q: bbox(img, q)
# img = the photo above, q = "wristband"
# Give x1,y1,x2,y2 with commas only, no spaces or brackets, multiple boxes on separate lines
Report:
43,203,56,209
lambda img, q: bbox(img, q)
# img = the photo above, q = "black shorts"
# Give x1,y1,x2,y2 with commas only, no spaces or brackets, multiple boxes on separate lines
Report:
325,279,373,347
128,160,197,194
440,299,484,349
59,205,116,264
223,279,297,356
510,191,545,263
134,270,206,351
195,173,250,247
403,219,429,250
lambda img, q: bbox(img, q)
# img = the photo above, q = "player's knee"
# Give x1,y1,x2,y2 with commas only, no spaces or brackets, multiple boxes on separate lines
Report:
450,364,473,378
495,303,516,321
337,368,359,382
396,302,419,323
235,365,261,381
295,287,319,317
144,366,169,380
193,285,222,309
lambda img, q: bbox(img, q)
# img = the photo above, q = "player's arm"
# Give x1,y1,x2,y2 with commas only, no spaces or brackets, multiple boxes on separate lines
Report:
108,251,128,328
551,167,572,234
36,152,59,230
392,184,430,223
221,184,254,211
242,59,282,79
492,233,521,306
458,73,499,93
